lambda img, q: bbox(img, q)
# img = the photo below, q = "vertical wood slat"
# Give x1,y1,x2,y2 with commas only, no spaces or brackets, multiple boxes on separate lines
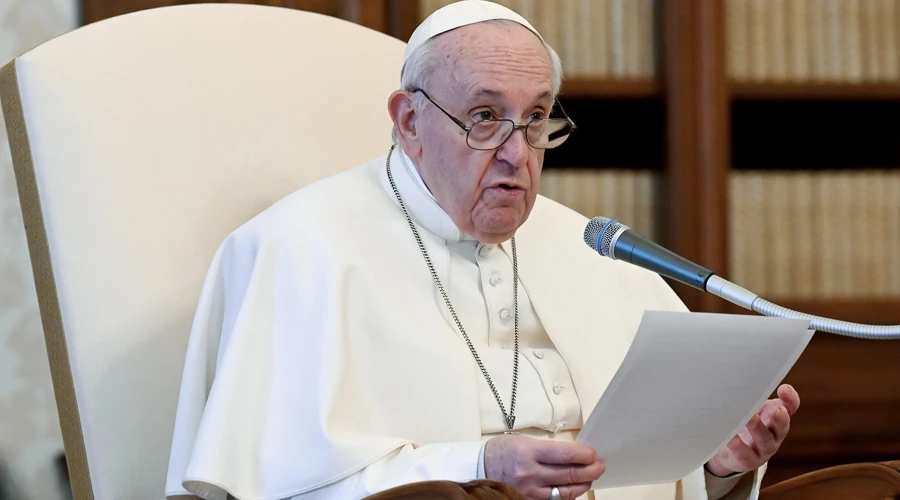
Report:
663,0,730,313
663,0,702,311
300,0,341,17
339,0,389,32
388,0,420,42
696,0,730,312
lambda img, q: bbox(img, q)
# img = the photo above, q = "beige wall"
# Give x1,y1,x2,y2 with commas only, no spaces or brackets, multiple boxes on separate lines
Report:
1,0,77,498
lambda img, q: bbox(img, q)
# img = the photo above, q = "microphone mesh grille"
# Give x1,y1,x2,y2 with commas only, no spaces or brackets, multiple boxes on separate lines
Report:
583,216,623,257
583,217,606,250
584,217,625,257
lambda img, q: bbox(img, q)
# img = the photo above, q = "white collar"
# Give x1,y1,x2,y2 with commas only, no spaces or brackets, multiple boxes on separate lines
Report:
402,148,437,203
379,145,477,243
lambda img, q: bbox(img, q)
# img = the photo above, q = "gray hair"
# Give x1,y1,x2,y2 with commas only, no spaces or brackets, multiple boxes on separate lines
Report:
392,19,564,142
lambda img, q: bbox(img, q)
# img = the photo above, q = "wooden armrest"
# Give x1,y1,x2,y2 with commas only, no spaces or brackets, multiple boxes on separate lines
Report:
882,461,900,475
363,480,525,500
760,461,900,500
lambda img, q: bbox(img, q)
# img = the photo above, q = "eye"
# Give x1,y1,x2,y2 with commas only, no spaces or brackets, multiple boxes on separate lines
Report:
473,110,496,122
529,111,547,121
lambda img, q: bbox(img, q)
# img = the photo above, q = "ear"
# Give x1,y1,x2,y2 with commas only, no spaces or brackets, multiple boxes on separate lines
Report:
388,90,422,158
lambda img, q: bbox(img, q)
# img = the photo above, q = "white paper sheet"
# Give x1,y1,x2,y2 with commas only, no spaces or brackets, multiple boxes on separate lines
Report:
576,311,814,489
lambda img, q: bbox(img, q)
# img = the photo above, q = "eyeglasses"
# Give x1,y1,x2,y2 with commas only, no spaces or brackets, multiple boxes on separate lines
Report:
412,88,576,151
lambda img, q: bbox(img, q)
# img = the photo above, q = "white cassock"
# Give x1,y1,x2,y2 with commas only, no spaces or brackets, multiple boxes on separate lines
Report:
165,145,766,500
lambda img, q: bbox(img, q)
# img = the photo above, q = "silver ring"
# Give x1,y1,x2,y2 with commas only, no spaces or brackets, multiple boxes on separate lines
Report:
549,486,562,500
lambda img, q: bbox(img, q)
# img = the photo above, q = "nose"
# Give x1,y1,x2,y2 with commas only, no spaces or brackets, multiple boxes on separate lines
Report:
495,126,530,169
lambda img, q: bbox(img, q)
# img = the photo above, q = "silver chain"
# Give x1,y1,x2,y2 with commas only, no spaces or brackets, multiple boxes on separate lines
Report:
385,144,520,432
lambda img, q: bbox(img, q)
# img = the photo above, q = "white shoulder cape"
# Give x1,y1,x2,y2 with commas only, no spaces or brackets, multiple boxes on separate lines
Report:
165,153,713,500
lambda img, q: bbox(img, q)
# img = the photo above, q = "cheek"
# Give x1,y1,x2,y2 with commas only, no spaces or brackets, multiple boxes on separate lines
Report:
531,165,542,191
527,157,543,196
531,152,544,179
460,157,494,202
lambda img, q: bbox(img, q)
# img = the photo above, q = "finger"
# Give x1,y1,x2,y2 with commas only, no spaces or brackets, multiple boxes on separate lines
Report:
539,461,606,486
777,384,801,415
736,416,759,449
761,405,791,443
561,482,593,500
757,398,782,417
758,401,780,428
727,431,762,467
534,442,598,466
746,412,777,453
539,483,593,500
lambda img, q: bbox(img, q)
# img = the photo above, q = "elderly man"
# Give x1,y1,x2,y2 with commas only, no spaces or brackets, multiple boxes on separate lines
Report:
165,2,800,500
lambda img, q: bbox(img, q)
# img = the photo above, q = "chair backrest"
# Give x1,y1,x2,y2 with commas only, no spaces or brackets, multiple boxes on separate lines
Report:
0,5,405,498
760,461,900,500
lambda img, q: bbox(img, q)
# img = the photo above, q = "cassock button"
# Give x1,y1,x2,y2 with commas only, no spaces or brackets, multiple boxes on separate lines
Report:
489,275,502,287
553,423,565,434
499,309,511,322
553,383,564,395
532,349,544,359
478,245,491,257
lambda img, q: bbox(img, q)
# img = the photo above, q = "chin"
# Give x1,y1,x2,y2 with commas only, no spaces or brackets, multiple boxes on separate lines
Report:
468,207,530,242
476,232,515,244
472,222,522,243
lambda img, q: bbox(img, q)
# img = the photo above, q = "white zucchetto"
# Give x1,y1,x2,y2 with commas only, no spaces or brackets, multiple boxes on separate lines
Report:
402,0,543,75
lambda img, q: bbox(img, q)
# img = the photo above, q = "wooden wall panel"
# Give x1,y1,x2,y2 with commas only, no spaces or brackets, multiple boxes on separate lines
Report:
764,332,900,485
780,335,900,454
723,301,900,485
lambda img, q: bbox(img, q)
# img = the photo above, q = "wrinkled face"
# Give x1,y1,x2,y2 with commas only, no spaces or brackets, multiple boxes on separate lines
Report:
394,22,554,243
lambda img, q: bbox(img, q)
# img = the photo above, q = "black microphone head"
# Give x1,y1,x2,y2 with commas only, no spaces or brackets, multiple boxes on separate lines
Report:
583,216,626,257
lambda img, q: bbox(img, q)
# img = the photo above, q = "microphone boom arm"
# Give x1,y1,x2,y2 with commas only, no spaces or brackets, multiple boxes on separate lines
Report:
705,276,900,340
586,216,900,340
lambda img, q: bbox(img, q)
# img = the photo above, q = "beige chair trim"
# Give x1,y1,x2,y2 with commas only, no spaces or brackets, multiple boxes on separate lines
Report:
0,59,95,500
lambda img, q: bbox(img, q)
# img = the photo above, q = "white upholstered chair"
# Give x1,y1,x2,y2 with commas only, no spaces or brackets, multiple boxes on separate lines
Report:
0,5,405,498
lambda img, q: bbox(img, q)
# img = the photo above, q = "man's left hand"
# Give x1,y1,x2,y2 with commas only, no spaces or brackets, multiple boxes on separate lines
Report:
705,384,800,477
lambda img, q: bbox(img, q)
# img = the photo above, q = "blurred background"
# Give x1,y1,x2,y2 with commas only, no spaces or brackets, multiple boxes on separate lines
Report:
1,0,899,498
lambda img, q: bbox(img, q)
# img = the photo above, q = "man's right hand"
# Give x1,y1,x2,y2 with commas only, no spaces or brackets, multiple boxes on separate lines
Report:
483,435,605,500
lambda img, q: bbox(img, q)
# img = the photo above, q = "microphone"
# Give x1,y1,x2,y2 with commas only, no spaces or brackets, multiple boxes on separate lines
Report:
582,215,900,340
583,216,714,291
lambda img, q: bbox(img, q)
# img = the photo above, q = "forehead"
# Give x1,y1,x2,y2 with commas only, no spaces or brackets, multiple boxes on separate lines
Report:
430,22,554,101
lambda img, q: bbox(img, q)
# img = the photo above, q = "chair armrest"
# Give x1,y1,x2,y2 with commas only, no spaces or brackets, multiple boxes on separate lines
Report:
760,460,900,500
363,480,525,499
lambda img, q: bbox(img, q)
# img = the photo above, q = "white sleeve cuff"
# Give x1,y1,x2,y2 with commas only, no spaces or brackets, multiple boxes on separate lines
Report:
476,441,488,479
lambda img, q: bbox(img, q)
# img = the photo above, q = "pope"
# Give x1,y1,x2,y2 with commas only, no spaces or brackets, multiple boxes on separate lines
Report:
165,2,800,500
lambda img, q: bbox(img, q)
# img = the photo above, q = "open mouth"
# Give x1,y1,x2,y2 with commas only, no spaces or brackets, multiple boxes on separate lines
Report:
489,183,525,198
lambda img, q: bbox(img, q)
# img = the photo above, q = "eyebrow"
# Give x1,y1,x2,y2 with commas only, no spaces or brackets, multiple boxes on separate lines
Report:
470,88,554,102
472,88,503,99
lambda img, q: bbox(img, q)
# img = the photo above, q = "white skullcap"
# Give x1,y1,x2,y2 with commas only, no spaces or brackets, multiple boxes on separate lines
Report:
403,0,543,73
